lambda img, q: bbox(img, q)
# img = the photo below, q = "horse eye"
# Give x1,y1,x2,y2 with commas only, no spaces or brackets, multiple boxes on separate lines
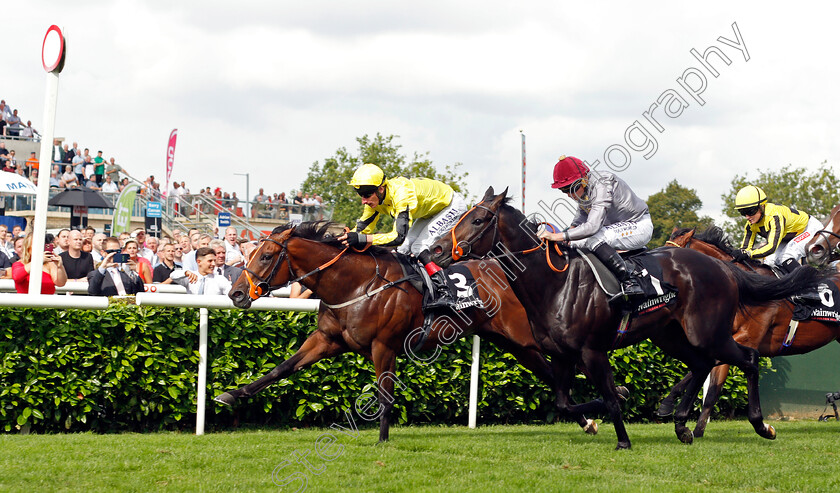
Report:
261,254,272,262
472,218,483,226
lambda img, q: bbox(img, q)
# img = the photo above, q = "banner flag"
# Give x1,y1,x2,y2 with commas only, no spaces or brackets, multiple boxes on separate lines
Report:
164,128,178,196
111,183,140,234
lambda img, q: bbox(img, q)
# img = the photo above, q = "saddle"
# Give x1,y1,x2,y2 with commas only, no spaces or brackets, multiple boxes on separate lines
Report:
577,248,678,314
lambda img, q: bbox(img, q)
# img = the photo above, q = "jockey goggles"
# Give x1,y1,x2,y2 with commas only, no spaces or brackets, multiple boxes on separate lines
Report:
355,185,378,198
739,205,761,217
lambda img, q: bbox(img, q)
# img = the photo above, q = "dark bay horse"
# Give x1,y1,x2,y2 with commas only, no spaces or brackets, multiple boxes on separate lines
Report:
429,187,829,449
658,227,840,436
221,221,599,442
806,204,840,268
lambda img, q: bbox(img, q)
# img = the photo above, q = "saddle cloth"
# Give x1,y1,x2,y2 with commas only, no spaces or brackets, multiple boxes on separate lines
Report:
392,252,485,311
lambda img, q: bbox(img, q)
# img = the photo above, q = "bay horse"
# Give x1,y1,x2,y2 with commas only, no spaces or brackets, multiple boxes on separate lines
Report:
429,187,829,449
658,227,840,436
806,204,840,268
220,221,600,442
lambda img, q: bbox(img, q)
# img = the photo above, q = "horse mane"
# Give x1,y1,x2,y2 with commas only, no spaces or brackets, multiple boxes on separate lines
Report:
273,221,394,256
499,197,539,234
693,226,765,269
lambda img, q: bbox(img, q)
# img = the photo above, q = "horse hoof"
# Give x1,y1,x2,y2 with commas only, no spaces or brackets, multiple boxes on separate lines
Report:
762,424,776,440
678,429,694,444
615,441,631,450
583,419,598,435
654,406,674,418
213,392,236,407
693,428,704,439
616,386,630,401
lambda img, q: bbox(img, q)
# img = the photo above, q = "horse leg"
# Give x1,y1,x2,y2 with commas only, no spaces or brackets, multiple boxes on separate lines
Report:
478,333,595,432
548,357,601,434
655,371,694,418
574,348,631,450
371,342,399,443
693,364,730,438
214,330,346,405
719,340,776,440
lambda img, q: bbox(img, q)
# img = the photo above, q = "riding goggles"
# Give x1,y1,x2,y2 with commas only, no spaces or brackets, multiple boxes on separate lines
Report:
355,185,378,198
739,206,761,217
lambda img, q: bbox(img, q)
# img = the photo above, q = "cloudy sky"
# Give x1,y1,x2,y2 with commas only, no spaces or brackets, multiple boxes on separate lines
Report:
5,1,839,226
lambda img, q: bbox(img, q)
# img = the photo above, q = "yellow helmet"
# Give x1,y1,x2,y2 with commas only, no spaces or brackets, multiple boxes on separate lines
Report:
349,163,385,189
734,185,768,210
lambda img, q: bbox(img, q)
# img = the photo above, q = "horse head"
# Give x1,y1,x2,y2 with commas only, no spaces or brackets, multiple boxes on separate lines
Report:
806,204,840,267
667,227,696,248
230,226,297,308
431,186,538,267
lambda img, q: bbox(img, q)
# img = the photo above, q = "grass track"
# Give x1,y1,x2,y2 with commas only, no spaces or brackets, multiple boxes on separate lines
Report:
2,420,839,492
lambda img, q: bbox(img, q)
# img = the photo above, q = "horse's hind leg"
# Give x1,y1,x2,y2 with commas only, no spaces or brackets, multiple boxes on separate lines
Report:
214,330,346,405
371,342,398,443
548,357,601,434
721,343,775,440
693,364,730,438
656,371,693,418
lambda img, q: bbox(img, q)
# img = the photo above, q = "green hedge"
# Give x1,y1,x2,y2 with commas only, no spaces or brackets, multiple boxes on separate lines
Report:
0,303,763,433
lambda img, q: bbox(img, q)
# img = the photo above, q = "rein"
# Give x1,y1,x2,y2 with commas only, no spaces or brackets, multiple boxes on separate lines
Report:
666,235,758,273
450,202,568,273
242,236,413,309
243,237,369,300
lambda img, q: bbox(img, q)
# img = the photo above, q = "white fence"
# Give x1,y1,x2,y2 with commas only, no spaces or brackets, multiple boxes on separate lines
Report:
0,288,482,436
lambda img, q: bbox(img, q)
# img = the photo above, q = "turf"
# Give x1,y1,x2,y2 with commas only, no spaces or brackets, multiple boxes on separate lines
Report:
1,420,838,492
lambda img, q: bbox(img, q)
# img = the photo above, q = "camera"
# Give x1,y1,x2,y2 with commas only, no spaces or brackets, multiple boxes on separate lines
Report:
112,253,130,263
827,392,840,404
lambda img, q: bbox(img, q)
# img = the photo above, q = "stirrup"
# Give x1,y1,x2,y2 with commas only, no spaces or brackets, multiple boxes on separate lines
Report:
620,278,645,298
425,292,457,310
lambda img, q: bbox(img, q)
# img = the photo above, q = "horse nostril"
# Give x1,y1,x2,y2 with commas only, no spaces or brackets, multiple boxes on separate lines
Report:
433,245,442,255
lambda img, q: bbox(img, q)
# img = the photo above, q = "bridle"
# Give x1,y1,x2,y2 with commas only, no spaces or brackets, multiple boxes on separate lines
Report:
808,229,840,266
449,201,498,262
243,235,361,301
449,201,568,273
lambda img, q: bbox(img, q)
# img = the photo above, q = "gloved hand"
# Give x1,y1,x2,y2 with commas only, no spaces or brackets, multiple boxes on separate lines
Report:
344,232,367,247
731,249,751,263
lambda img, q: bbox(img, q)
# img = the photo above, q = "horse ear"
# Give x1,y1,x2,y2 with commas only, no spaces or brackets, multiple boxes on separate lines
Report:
500,186,509,199
687,228,695,239
483,186,495,200
489,186,508,208
671,227,679,234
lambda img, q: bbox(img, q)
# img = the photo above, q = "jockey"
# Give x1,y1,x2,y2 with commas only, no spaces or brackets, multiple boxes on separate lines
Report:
338,163,468,309
733,185,823,272
537,156,653,298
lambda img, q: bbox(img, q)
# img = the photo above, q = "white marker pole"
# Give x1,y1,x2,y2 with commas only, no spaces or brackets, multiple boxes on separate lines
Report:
196,307,209,435
29,25,66,295
468,335,480,428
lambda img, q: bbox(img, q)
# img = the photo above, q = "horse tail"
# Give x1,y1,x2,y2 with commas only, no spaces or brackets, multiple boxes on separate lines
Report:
727,261,827,307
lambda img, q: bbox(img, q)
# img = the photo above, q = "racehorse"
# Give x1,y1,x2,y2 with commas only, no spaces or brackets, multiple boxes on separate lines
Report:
429,187,829,449
220,221,600,442
806,204,840,268
658,227,840,436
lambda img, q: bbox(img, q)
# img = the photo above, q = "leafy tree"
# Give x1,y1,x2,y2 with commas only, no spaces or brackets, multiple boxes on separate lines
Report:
300,133,470,228
720,162,840,239
646,180,715,248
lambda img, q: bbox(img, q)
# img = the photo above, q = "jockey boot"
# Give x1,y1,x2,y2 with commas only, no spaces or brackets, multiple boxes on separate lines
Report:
593,242,645,299
782,258,822,302
779,258,802,274
424,269,457,310
418,251,457,310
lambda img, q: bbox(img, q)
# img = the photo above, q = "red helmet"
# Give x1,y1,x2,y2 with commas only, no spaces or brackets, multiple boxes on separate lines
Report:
551,155,589,189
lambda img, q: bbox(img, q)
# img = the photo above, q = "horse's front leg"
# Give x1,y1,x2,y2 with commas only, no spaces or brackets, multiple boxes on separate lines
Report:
214,329,346,405
693,364,730,438
656,371,693,417
371,341,399,443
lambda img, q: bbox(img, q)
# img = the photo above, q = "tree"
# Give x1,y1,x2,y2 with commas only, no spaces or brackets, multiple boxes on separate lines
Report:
720,162,840,239
300,133,470,228
646,180,715,248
